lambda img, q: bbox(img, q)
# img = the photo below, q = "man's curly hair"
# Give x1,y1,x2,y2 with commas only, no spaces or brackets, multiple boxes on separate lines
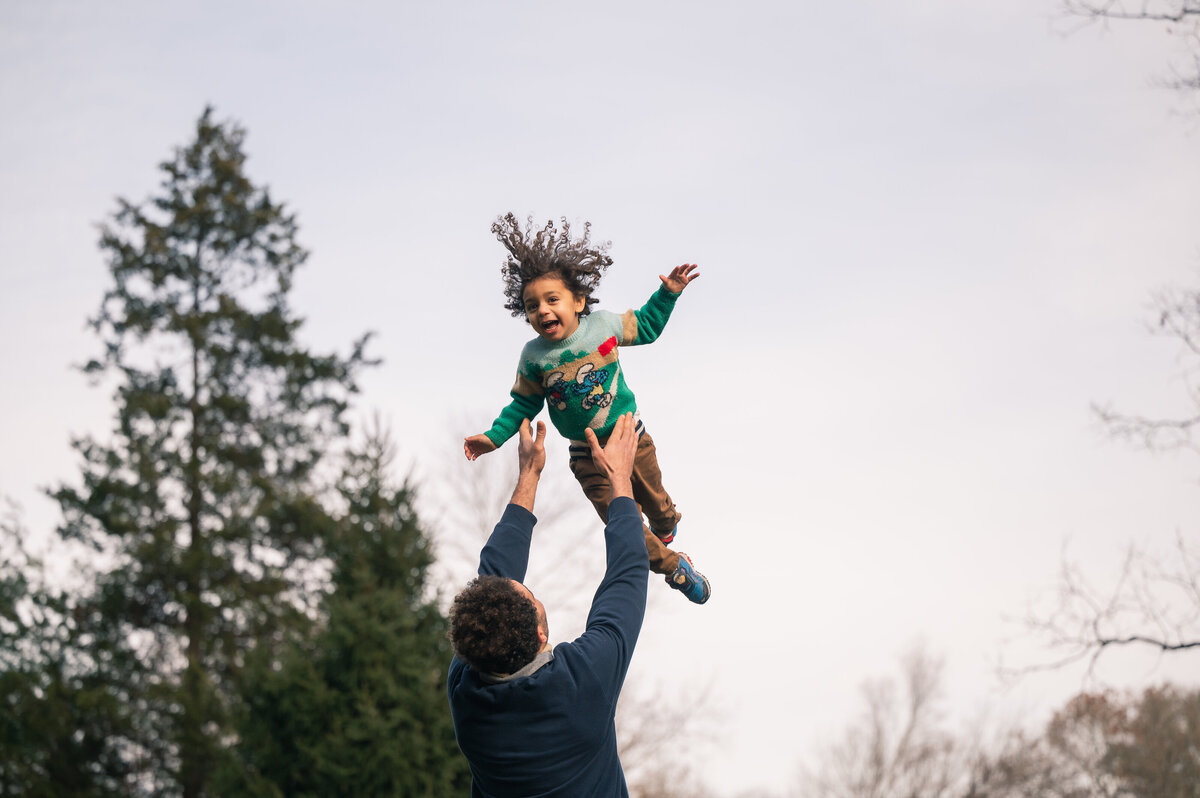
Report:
448,575,540,674
493,213,613,318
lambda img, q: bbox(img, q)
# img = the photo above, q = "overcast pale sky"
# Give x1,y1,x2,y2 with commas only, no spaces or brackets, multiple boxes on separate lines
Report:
3,2,1199,795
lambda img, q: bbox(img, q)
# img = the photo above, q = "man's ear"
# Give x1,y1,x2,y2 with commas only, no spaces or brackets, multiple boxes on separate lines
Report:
538,626,548,647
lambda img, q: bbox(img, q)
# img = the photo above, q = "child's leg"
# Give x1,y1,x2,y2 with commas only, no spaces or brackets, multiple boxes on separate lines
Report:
628,430,710,604
628,430,682,543
568,445,680,576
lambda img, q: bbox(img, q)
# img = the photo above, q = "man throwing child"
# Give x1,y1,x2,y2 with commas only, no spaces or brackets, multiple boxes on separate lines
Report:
447,412,649,797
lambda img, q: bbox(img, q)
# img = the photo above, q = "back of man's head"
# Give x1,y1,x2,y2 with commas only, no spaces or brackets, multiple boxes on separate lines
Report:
449,575,540,674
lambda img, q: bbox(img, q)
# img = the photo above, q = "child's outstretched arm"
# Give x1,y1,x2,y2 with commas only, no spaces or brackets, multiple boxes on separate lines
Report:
620,263,701,348
659,263,700,293
464,381,545,461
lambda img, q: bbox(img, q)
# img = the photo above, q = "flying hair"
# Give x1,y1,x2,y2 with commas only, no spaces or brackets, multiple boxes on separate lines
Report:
493,213,613,318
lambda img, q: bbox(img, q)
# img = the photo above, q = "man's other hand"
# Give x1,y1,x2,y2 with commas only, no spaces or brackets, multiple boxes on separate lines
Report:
584,412,638,501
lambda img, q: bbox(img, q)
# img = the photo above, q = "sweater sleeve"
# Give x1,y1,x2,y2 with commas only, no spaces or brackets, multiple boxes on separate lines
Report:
484,355,546,446
619,284,681,346
477,503,537,581
483,388,545,447
567,497,648,685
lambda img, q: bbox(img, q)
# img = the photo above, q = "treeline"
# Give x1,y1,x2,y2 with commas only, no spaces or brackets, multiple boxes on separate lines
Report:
0,109,468,797
801,649,1200,798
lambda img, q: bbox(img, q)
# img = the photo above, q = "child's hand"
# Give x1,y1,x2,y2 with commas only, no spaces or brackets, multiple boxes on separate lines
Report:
660,263,700,293
464,433,498,461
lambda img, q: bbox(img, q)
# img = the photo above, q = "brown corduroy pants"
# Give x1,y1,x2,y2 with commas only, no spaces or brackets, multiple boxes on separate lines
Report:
568,426,681,575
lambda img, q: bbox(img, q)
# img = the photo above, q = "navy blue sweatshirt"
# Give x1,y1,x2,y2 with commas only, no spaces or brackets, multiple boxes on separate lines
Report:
447,496,649,797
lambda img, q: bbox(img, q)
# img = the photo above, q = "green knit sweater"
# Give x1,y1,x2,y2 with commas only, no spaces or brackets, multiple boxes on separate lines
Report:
484,285,680,445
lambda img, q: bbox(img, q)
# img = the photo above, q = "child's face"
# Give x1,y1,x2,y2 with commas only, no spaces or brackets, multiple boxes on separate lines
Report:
522,274,586,342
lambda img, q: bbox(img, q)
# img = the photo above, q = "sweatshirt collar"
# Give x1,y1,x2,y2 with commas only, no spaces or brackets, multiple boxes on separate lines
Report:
479,649,555,684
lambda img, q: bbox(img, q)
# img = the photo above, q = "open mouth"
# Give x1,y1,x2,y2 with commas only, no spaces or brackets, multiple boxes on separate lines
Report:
541,319,561,334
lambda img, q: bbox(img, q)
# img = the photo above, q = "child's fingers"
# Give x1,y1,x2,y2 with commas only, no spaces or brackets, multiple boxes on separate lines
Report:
661,263,700,288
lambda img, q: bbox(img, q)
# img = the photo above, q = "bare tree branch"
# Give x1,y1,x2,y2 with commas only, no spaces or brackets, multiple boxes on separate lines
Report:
1090,285,1200,456
1064,0,1200,24
1014,276,1200,677
1061,0,1200,103
1014,534,1200,680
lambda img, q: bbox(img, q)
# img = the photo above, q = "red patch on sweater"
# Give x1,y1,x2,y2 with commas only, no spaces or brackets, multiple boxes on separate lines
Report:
598,336,617,357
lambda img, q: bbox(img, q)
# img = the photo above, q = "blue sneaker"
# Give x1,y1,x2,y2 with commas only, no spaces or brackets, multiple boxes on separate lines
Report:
667,553,710,604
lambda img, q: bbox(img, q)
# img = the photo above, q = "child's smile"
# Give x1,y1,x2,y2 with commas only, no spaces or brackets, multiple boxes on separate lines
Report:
523,274,587,342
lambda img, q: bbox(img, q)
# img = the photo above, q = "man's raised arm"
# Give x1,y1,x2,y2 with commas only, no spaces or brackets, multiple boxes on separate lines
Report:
477,419,546,581
574,413,649,669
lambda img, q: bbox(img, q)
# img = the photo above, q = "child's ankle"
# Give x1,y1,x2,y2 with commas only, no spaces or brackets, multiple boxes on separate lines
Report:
652,525,676,545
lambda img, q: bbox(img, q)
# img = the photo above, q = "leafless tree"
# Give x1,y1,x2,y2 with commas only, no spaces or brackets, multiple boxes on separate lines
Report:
959,729,1070,798
1020,281,1200,675
1021,533,1200,676
617,680,720,798
802,638,1200,798
1061,1,1200,104
1093,282,1200,456
801,646,968,798
966,686,1200,797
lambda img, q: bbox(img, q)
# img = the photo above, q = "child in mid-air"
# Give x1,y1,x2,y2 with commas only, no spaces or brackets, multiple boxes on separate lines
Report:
464,213,710,604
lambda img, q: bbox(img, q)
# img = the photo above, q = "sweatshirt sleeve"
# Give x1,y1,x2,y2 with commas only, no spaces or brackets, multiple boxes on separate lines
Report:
477,503,537,582
484,359,545,446
618,285,681,346
568,497,649,685
483,388,545,447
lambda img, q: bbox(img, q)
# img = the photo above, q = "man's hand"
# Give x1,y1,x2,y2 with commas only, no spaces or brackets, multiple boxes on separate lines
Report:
659,263,700,293
584,412,638,502
464,433,498,461
517,418,546,476
509,419,545,511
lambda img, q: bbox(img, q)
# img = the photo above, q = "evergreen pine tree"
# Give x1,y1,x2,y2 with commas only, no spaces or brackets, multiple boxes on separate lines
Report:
226,427,470,796
49,107,371,797
0,507,130,797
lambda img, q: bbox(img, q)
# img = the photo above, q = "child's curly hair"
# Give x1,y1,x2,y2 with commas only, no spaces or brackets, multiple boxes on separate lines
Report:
448,575,540,674
493,213,613,318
